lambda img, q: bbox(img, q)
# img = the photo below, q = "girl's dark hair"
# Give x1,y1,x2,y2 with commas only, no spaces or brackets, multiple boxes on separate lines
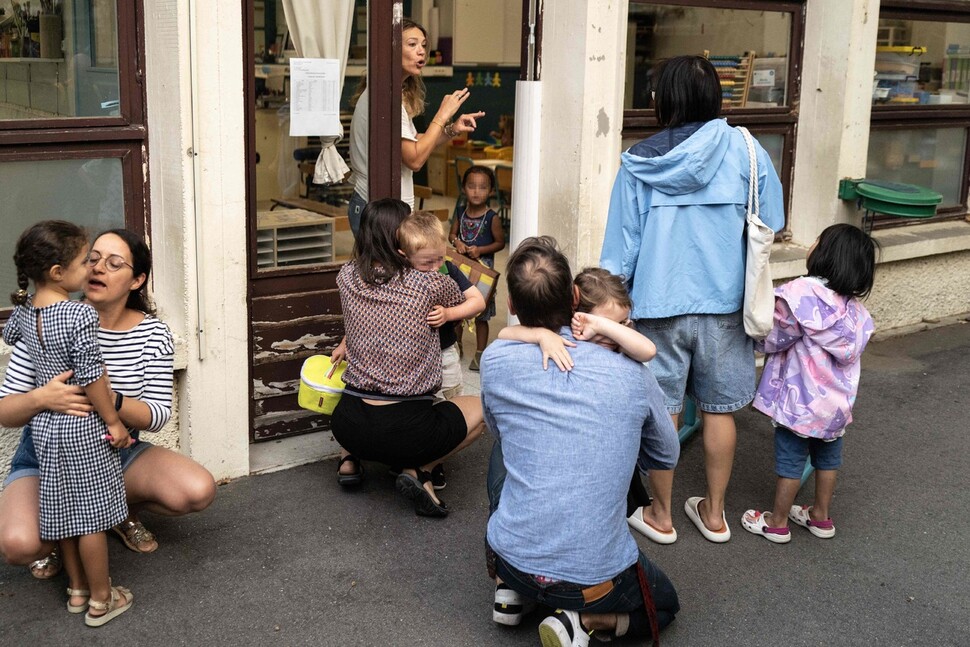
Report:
653,55,722,128
352,198,411,284
462,165,495,192
806,224,877,298
95,229,156,315
506,236,573,330
10,220,88,305
574,267,632,314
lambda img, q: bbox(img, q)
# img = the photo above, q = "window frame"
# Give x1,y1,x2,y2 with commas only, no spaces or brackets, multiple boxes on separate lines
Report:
0,0,148,322
622,0,806,236
868,1,970,227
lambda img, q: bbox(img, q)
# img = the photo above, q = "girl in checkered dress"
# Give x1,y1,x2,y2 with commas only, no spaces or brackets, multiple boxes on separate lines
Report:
3,221,134,627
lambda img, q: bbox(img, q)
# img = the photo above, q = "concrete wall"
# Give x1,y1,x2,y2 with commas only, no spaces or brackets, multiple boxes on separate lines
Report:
536,0,629,270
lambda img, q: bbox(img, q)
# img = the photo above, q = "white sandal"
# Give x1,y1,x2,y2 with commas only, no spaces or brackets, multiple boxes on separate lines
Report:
84,585,134,627
66,587,90,614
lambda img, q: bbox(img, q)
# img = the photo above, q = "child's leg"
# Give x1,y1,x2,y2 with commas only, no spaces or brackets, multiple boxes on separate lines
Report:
476,320,489,352
77,531,111,612
808,436,842,521
769,477,801,529
455,322,464,350
59,537,89,608
811,470,838,521
769,427,810,527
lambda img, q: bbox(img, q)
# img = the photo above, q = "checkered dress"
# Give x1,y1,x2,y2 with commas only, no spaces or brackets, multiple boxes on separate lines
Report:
2,299,127,540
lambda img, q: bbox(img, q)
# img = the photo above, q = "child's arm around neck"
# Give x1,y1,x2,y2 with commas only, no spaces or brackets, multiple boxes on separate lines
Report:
571,312,656,362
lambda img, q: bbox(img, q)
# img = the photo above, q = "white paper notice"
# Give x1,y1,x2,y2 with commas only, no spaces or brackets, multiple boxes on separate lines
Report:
289,58,341,136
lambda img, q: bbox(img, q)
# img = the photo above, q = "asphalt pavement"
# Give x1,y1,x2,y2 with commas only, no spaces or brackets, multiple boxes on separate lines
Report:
2,320,969,646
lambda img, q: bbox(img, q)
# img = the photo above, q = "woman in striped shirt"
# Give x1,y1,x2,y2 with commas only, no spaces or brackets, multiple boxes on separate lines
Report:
0,229,216,578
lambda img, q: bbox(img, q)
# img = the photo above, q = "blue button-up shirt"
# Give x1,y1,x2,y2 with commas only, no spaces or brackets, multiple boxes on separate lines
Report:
482,329,678,585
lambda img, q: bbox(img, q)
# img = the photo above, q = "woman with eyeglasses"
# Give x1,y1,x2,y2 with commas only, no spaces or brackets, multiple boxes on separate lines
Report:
0,229,216,579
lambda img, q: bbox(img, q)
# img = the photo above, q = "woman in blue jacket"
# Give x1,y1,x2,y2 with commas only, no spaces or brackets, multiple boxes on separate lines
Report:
601,55,784,544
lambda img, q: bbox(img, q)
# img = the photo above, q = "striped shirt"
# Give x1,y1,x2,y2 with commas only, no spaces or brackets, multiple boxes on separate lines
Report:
0,316,174,433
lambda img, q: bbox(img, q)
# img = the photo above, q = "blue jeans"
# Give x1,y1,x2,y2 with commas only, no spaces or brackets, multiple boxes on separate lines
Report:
774,426,844,479
493,550,679,639
348,191,367,237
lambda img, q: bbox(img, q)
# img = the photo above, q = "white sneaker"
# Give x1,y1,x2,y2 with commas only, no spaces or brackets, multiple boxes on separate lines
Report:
538,609,590,647
492,583,536,626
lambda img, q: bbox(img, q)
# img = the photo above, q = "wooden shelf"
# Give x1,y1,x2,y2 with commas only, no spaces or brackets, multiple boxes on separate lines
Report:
705,51,755,109
256,209,334,269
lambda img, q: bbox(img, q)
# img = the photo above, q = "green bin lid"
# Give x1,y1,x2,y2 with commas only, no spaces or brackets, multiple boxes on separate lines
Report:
855,180,942,218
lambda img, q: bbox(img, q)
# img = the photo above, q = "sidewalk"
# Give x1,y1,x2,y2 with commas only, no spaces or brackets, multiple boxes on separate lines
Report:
2,321,969,646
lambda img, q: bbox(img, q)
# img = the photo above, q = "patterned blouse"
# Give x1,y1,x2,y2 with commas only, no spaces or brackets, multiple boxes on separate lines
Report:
337,262,463,396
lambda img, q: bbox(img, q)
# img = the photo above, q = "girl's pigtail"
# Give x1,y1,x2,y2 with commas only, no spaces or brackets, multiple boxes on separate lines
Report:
10,269,29,305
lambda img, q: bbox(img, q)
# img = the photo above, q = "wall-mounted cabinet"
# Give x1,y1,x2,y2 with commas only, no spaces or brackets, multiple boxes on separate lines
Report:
452,0,522,66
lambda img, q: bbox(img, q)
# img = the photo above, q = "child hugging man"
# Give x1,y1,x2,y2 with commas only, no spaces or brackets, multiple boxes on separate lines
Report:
398,211,485,489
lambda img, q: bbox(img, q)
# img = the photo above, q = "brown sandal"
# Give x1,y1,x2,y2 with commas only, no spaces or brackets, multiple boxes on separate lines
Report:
112,519,158,553
85,585,134,627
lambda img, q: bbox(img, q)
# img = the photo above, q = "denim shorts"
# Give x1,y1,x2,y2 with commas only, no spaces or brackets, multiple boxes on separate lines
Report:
774,426,843,479
3,425,152,487
636,310,755,414
347,191,367,237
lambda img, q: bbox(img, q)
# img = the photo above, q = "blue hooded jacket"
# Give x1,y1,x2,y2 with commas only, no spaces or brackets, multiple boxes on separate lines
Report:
600,118,785,319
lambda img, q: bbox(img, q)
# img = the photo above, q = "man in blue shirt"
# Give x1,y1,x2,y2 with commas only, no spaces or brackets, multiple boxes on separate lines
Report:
481,237,680,647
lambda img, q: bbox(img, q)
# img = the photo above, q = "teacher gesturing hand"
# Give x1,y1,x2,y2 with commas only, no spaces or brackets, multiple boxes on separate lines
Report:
347,18,485,236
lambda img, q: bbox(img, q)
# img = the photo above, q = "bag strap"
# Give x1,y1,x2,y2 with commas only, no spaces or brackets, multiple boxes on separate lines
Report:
736,126,759,222
636,559,661,647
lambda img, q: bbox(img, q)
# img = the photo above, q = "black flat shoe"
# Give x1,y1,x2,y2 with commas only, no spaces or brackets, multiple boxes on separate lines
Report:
395,472,448,517
337,454,364,487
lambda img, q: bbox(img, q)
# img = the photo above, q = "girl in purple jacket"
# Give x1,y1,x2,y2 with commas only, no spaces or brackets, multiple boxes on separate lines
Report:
741,224,876,543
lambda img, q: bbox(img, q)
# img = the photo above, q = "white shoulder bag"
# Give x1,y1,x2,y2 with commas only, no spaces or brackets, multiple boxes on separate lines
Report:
737,126,775,340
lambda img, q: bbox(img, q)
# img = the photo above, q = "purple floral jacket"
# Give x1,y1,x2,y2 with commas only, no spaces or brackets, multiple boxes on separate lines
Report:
753,276,875,439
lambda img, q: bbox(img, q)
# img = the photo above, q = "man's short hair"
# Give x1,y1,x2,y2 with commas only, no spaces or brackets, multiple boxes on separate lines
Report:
506,236,573,330
398,211,446,256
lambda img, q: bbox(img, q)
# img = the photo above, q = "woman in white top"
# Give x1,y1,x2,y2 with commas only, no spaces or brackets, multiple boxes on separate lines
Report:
0,229,216,578
347,18,485,235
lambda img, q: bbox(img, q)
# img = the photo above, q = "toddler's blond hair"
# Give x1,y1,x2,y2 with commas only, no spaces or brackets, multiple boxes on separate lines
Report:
398,211,446,257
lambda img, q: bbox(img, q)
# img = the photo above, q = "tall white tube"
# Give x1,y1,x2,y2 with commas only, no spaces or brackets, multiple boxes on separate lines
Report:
508,80,542,325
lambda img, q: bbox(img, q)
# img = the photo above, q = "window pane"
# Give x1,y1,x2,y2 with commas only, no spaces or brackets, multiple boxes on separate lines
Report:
866,128,966,208
626,4,792,110
873,18,970,106
0,158,125,294
0,2,120,119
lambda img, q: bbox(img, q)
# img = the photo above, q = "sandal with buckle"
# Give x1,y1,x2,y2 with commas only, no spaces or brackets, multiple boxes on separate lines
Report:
67,587,90,614
28,547,62,580
85,584,134,627
337,454,364,487
113,518,158,553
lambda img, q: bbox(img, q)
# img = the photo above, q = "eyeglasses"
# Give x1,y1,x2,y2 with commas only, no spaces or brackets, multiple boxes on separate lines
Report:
85,251,134,272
